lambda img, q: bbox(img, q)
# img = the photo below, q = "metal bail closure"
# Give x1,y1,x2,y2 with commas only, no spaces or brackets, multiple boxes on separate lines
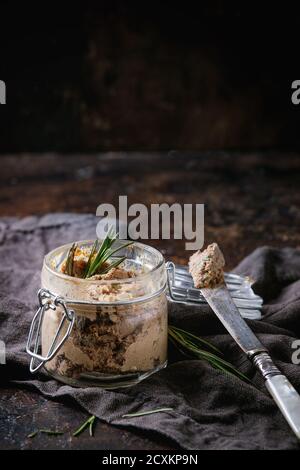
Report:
26,288,75,373
166,261,177,301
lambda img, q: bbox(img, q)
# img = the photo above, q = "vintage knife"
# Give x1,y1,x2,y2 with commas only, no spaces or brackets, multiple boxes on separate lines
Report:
201,283,300,440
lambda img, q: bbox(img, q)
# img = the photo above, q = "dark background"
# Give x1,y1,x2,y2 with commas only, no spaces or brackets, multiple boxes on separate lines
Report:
0,1,300,152
0,1,299,258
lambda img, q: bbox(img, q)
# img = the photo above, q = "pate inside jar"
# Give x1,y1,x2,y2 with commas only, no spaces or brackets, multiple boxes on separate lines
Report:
40,240,168,388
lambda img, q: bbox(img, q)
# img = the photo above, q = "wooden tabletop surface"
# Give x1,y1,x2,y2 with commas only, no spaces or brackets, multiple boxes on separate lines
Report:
1,151,300,449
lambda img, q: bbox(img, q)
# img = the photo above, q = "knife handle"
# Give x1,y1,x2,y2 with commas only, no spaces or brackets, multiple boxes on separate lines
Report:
266,375,300,439
251,352,300,439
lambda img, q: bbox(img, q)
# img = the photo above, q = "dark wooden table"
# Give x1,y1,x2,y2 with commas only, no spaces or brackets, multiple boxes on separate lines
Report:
1,151,300,449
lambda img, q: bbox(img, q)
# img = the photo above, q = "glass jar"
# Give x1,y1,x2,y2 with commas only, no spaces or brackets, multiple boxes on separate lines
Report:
26,240,168,389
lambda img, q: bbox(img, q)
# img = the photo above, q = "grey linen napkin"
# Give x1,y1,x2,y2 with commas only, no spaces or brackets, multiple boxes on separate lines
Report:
1,214,300,450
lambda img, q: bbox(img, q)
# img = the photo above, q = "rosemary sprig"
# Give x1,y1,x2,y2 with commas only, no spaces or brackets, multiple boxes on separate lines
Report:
83,239,98,278
170,326,222,354
40,429,64,435
73,415,96,437
122,408,174,418
65,242,77,276
89,416,95,437
84,228,133,278
27,429,64,438
168,326,251,383
99,256,126,274
85,226,116,278
64,227,133,279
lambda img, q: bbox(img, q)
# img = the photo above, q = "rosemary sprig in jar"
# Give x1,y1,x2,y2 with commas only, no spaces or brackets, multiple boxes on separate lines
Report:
64,227,133,279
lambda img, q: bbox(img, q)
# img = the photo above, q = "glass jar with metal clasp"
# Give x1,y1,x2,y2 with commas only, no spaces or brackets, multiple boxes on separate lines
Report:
26,241,168,389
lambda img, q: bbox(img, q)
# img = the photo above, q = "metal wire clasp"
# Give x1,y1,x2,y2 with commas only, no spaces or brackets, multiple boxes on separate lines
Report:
166,261,177,301
26,288,75,373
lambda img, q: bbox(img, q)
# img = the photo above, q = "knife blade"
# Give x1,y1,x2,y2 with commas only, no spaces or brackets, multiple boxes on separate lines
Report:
201,284,266,355
201,283,300,440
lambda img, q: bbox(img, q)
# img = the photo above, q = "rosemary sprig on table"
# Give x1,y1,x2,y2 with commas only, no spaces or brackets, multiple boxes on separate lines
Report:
40,429,64,436
73,415,96,437
27,429,64,438
168,325,250,383
65,227,133,278
122,408,174,418
72,408,174,437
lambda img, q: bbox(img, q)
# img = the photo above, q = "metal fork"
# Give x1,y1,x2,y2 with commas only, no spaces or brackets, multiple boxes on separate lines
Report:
166,262,263,320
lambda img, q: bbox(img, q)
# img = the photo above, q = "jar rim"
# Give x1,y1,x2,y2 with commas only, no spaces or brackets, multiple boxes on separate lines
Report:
44,239,165,286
